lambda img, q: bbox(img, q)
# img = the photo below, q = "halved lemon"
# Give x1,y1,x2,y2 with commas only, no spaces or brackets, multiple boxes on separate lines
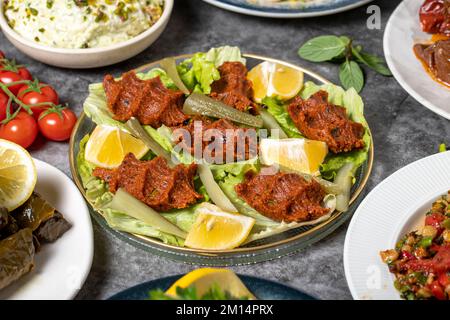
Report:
85,125,149,169
0,139,37,211
184,203,255,250
166,268,255,299
260,138,328,176
247,61,304,102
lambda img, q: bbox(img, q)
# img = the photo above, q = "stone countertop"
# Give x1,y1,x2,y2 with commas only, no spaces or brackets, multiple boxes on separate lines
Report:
1,0,448,300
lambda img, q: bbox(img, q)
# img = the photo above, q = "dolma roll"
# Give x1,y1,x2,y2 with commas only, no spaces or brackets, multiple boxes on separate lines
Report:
12,193,71,243
0,228,35,290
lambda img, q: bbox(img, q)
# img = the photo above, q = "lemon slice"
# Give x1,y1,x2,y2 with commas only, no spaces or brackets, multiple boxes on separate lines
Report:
247,61,304,102
260,138,328,176
185,203,255,250
166,268,255,299
85,125,149,169
0,139,37,211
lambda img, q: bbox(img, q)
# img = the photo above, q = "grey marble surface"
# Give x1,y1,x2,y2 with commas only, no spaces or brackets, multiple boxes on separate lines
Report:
1,0,449,300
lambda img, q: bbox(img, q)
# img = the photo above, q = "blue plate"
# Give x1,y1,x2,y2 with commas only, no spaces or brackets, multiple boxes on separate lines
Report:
202,0,374,18
109,275,317,300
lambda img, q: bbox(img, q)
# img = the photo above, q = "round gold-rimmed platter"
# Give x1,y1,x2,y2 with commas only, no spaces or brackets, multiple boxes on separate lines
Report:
69,53,374,265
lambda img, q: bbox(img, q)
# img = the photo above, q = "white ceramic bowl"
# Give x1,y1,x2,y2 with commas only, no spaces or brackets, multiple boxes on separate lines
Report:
0,0,173,69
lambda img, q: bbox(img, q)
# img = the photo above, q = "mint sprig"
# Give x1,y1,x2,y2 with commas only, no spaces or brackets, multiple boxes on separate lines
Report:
298,35,392,92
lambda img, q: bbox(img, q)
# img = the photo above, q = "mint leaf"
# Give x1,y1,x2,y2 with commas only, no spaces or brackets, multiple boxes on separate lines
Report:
352,48,392,76
339,60,364,92
339,36,351,46
298,35,347,62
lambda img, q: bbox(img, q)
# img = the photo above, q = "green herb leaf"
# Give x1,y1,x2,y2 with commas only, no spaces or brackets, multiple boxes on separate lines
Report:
148,289,175,300
352,48,392,76
339,36,351,46
148,285,250,300
298,35,347,62
339,60,364,93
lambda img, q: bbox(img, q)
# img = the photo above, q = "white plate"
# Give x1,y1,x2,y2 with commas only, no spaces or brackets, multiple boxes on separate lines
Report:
344,151,450,300
0,159,93,300
202,0,373,18
384,0,450,120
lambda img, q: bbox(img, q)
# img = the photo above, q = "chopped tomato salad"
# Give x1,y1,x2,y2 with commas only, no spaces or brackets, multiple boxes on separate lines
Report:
381,191,450,300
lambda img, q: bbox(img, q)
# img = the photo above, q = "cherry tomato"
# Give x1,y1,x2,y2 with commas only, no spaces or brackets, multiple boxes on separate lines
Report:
16,67,32,81
401,250,415,261
0,91,13,122
430,244,442,254
425,213,445,234
429,281,446,300
0,51,4,59
38,108,77,141
438,273,450,288
0,71,25,95
0,111,38,148
18,83,59,119
0,60,32,81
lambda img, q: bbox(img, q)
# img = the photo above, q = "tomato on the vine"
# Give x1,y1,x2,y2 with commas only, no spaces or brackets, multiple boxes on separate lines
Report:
0,59,32,95
0,91,11,122
15,67,32,81
0,60,32,81
18,82,59,119
0,71,26,95
38,108,77,141
0,111,38,148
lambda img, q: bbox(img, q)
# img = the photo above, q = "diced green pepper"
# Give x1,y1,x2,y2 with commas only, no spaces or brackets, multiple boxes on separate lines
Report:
443,218,450,229
410,272,427,285
406,292,416,300
418,236,433,248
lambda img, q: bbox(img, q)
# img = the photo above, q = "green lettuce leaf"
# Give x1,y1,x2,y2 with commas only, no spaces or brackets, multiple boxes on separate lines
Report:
262,97,302,138
143,125,195,165
177,46,245,94
299,82,371,179
77,134,96,185
104,209,184,246
161,205,201,233
77,134,112,207
138,68,177,89
204,46,246,67
83,87,128,131
177,53,219,94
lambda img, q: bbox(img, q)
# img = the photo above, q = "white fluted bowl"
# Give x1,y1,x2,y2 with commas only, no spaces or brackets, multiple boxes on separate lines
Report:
0,0,173,69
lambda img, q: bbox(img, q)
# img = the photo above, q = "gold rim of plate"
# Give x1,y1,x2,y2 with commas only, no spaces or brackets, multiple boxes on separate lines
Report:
69,53,374,256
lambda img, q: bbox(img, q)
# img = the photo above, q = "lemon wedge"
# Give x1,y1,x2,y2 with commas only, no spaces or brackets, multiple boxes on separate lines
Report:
260,138,328,176
166,268,255,299
185,203,255,250
0,139,37,211
247,61,304,102
85,125,149,169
